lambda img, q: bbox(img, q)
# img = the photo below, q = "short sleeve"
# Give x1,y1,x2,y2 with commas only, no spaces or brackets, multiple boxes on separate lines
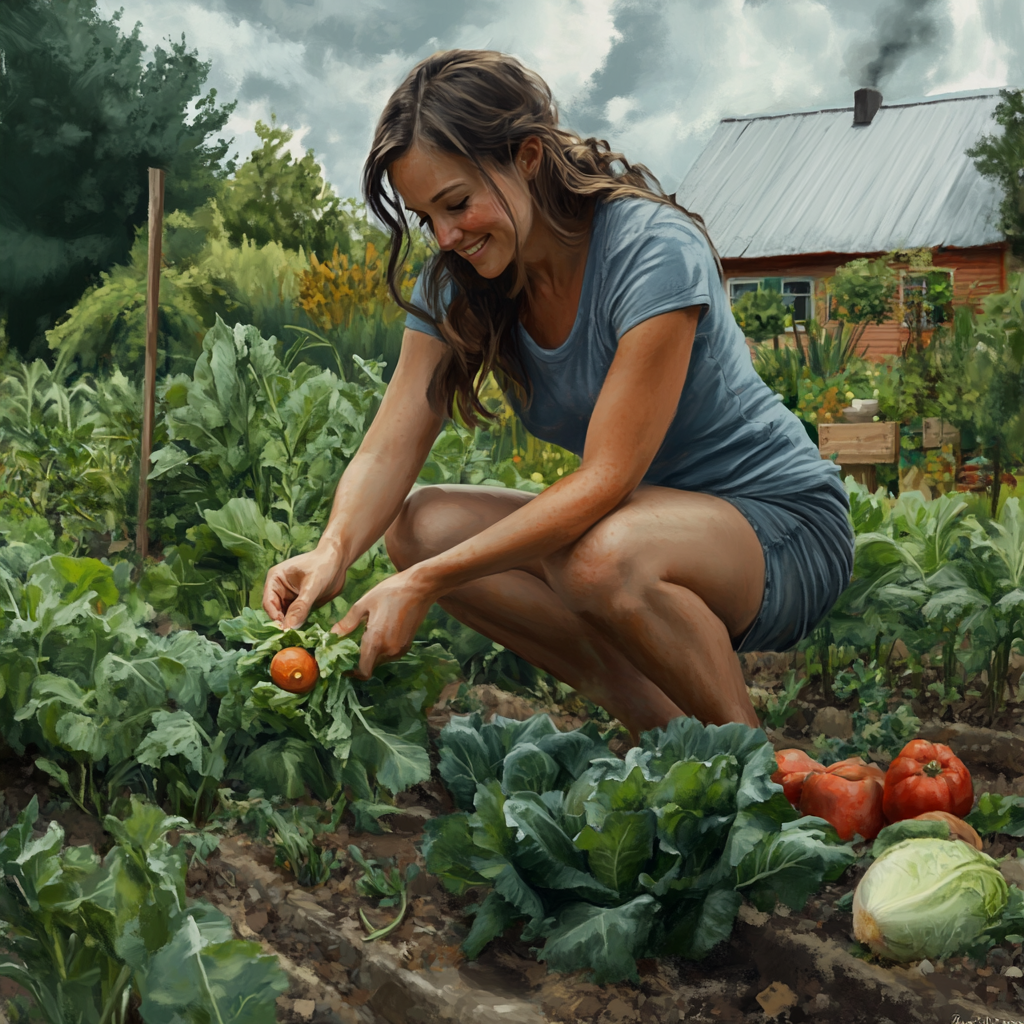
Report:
404,261,455,339
604,202,716,340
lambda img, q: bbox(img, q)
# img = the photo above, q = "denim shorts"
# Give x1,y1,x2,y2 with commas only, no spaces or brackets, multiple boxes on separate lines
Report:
719,479,855,653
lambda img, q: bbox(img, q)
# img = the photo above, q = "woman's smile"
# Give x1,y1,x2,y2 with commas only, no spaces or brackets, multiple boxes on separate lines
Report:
460,235,489,259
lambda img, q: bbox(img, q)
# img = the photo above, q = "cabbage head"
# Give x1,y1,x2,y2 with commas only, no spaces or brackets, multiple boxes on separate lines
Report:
853,837,1008,962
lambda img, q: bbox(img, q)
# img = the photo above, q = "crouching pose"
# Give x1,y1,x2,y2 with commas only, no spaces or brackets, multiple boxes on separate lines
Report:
262,49,854,740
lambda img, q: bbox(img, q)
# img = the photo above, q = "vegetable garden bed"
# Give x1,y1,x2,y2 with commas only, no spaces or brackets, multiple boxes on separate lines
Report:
3,661,1023,1024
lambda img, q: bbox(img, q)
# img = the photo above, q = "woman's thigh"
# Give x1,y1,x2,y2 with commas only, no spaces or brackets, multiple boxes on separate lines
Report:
388,482,767,643
543,485,766,641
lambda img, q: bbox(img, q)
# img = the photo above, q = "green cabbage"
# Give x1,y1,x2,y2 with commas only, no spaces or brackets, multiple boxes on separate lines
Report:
853,837,1009,962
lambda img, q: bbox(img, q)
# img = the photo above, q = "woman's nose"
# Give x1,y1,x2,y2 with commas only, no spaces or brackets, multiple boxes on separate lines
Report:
433,218,461,251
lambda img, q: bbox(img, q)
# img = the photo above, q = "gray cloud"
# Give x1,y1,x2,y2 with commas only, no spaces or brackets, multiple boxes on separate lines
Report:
96,0,1019,206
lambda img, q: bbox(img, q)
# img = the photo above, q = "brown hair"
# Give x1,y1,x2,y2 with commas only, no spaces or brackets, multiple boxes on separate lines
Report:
362,49,722,426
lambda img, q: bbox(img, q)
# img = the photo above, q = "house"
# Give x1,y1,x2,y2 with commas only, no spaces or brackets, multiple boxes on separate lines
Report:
676,88,1010,360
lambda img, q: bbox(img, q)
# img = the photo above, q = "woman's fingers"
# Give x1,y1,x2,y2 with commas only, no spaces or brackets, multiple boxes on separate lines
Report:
262,567,293,623
282,576,320,630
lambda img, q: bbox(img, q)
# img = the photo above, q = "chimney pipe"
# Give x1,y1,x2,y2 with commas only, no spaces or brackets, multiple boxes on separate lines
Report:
854,88,883,126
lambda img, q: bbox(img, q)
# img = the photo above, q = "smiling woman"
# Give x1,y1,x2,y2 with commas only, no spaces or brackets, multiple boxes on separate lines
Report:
261,49,855,740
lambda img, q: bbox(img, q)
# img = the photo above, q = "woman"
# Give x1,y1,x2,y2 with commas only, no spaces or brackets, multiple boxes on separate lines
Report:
262,49,855,739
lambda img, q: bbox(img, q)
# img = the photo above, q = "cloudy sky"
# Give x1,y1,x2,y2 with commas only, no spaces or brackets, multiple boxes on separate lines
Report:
96,0,1021,202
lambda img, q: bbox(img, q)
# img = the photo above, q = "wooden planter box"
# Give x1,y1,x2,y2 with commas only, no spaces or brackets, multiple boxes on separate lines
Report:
818,422,899,490
922,417,960,450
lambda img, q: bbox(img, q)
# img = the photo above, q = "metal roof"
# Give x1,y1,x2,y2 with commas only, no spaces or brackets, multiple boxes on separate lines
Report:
676,91,1006,259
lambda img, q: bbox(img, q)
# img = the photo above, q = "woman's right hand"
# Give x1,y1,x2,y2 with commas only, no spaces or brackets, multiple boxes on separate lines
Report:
262,548,349,629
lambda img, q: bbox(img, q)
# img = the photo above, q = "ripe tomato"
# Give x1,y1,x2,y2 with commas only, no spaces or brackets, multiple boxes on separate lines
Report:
799,757,886,841
771,748,826,808
882,739,973,822
270,647,319,694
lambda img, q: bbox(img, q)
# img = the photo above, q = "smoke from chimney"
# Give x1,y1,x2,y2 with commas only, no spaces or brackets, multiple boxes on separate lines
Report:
856,0,940,89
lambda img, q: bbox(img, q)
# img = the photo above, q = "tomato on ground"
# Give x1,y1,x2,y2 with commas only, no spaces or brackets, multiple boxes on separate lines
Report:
799,757,886,841
882,739,973,821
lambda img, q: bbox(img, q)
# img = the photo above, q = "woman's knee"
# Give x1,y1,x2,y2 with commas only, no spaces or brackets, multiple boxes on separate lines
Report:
385,484,533,572
548,518,647,620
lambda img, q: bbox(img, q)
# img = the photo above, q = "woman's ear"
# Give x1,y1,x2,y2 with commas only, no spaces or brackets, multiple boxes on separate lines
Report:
516,137,543,181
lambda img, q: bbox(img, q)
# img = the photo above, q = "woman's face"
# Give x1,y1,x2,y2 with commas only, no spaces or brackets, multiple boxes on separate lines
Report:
389,140,539,279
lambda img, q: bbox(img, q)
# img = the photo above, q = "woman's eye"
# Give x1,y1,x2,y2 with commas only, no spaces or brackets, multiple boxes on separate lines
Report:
448,197,469,212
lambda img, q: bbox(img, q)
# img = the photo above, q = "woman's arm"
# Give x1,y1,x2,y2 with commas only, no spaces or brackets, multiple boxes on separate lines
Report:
318,328,447,566
262,327,446,626
405,305,701,596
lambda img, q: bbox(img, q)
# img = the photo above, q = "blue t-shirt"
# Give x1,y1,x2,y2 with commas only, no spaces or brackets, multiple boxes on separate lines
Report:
405,196,841,500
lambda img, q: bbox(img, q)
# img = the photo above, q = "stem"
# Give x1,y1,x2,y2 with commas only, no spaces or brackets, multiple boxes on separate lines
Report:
359,884,409,942
98,964,133,1024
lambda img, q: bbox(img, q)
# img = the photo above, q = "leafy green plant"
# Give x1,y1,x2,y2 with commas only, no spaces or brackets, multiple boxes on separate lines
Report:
760,670,809,730
424,713,856,983
731,286,790,348
0,796,287,1024
219,608,458,799
348,845,420,941
270,804,345,887
813,660,920,763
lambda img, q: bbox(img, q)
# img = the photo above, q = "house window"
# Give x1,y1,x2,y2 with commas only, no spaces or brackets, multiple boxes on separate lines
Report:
782,279,813,322
729,280,761,304
900,269,953,328
728,278,814,325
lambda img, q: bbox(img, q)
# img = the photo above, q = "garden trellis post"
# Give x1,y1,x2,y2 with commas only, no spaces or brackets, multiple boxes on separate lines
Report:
136,167,165,559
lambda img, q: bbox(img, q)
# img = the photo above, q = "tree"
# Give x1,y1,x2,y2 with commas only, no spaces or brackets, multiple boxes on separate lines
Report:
0,0,237,358
218,116,360,261
730,286,789,349
968,88,1024,260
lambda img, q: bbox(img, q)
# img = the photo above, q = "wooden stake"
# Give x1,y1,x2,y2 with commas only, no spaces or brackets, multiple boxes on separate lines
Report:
136,167,165,560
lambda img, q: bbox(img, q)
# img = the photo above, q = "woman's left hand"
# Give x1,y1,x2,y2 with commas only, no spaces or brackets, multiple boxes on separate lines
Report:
331,569,438,679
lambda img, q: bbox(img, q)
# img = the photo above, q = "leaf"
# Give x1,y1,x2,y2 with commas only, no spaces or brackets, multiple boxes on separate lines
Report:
242,737,328,800
574,810,656,893
871,818,950,858
136,709,208,775
537,895,657,984
422,814,490,895
500,743,560,796
137,910,288,1023
734,818,856,914
462,891,523,960
657,887,743,960
967,793,1024,837
351,713,430,795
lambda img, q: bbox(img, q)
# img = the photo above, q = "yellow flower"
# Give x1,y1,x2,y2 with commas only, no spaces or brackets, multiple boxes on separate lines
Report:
845,391,855,400
531,472,544,483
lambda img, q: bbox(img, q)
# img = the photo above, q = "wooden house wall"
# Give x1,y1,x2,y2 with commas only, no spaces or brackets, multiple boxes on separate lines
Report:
722,243,1009,361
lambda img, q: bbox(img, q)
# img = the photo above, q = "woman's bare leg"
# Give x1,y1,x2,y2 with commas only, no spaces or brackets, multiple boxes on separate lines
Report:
386,487,683,735
545,486,764,729
386,483,765,735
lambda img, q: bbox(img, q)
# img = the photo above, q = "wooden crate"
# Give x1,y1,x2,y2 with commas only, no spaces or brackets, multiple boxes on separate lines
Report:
818,422,899,491
818,422,900,464
922,417,960,449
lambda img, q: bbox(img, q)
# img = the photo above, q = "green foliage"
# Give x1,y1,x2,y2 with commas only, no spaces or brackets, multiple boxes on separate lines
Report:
966,793,1024,838
731,286,789,346
827,257,898,330
968,88,1024,260
268,803,345,887
219,608,458,798
0,0,235,358
218,116,364,261
141,317,386,626
805,481,1024,720
424,713,855,982
0,795,287,1024
0,362,140,546
813,660,921,763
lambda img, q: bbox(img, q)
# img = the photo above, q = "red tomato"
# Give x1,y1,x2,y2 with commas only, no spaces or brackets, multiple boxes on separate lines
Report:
771,748,826,808
882,739,973,822
270,647,319,694
799,757,886,841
